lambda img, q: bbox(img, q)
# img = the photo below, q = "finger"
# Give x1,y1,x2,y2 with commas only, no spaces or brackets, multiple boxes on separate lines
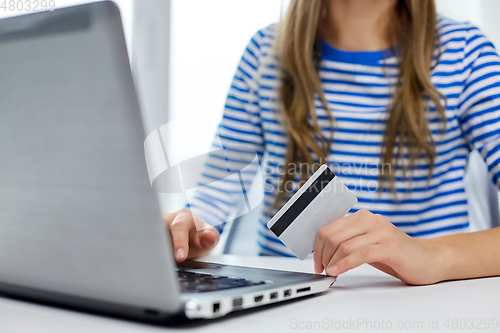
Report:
313,214,356,273
169,213,194,262
199,227,219,248
325,232,378,272
326,244,388,276
320,222,375,269
313,230,328,274
186,225,220,259
319,241,335,272
313,210,373,273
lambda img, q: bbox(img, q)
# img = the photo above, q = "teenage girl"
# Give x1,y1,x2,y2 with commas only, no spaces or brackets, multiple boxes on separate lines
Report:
163,0,500,285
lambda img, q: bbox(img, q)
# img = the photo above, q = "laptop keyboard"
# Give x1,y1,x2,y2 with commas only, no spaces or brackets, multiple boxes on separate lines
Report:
177,269,266,293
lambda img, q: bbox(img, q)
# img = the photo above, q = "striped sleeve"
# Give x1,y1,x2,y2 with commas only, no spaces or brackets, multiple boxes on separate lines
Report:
457,26,500,188
186,31,266,232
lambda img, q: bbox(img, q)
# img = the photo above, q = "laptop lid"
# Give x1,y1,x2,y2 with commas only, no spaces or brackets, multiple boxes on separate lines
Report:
0,1,180,316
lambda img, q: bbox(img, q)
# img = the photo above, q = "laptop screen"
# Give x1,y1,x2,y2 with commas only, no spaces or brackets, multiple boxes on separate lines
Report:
0,2,180,313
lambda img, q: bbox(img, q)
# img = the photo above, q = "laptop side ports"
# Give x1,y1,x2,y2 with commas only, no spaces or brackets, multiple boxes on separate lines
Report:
296,287,311,293
233,298,243,308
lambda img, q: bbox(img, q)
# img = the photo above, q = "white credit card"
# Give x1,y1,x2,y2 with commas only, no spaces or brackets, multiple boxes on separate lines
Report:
267,164,358,260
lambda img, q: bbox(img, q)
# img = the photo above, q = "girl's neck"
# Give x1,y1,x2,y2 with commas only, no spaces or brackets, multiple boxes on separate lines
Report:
320,0,398,52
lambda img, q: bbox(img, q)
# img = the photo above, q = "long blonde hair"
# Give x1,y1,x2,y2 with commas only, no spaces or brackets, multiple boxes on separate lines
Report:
272,0,446,209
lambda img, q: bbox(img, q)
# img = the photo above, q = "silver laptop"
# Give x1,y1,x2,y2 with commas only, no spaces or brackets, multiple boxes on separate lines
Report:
0,1,334,321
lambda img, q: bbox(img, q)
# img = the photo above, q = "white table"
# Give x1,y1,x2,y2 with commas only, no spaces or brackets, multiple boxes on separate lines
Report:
1,255,499,333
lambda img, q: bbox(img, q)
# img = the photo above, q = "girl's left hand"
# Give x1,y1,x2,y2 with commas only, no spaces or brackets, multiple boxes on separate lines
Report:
313,209,444,285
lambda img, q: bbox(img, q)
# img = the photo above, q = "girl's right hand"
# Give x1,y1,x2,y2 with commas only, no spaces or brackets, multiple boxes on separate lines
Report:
162,209,220,262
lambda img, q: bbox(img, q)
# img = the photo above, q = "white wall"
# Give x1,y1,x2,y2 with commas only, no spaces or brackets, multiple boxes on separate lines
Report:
132,0,170,134
436,0,500,48
477,0,500,50
169,0,289,127
163,0,290,212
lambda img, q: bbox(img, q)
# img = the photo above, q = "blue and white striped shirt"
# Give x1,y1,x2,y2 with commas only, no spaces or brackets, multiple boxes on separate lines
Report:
187,16,500,257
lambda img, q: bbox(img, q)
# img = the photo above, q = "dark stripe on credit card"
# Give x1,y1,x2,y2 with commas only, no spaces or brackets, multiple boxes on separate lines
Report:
270,167,336,237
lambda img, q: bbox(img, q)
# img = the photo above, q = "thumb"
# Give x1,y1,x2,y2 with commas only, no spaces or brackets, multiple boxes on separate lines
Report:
199,229,218,249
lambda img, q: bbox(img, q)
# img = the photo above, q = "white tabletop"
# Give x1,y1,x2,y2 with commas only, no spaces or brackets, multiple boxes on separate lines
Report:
1,255,499,333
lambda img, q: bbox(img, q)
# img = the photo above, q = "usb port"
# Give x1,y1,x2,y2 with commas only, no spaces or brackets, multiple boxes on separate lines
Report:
233,297,243,307
296,287,311,293
270,292,278,300
254,295,264,303
284,289,291,297
213,302,220,313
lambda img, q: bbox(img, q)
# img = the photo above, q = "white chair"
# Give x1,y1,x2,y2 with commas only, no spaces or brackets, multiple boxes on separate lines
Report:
464,149,500,231
222,202,261,255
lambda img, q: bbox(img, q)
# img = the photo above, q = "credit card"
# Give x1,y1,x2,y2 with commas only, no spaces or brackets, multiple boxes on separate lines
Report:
267,164,358,260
